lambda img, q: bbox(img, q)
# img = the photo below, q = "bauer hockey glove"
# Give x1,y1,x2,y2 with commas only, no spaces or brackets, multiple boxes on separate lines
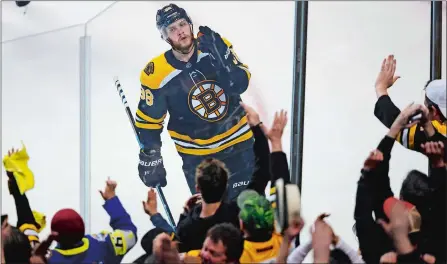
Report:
138,149,167,188
197,26,238,73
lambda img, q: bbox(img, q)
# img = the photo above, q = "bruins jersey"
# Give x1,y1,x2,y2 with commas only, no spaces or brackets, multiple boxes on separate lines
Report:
397,120,446,152
239,233,284,263
136,37,253,156
185,232,283,263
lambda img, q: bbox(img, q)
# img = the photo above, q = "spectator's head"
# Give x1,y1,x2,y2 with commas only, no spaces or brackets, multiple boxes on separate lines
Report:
195,158,229,204
383,197,421,245
200,223,244,264
141,228,166,255
51,208,85,247
237,190,274,239
400,170,431,211
2,226,32,263
424,79,446,123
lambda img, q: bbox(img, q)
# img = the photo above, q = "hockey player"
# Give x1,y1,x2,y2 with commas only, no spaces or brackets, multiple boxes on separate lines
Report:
136,3,255,202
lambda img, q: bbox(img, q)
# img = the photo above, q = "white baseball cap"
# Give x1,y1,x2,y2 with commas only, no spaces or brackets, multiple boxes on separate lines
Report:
425,79,446,119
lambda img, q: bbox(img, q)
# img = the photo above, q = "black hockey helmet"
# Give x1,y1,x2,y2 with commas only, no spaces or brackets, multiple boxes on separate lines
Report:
156,4,193,40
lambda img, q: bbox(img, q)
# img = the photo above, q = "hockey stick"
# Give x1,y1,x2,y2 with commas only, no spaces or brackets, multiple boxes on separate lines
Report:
113,77,176,230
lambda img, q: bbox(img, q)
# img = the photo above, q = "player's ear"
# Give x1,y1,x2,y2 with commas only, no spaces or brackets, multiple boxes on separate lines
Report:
195,184,200,193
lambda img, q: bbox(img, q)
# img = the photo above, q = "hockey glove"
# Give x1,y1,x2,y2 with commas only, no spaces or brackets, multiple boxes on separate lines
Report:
197,26,238,73
138,149,167,188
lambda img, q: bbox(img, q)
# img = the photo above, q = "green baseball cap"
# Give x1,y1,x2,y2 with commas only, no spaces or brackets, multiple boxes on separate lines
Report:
237,190,274,230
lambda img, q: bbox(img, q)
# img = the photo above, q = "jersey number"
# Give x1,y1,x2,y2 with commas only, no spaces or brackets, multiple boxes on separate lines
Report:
140,88,154,106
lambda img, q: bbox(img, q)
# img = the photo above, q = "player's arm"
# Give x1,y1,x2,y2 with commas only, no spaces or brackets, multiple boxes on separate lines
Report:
136,65,169,188
137,70,168,150
197,26,251,95
218,37,251,94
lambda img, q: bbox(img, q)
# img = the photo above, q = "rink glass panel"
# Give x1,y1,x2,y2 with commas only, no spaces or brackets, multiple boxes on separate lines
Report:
300,2,445,261
1,26,84,240
87,2,295,261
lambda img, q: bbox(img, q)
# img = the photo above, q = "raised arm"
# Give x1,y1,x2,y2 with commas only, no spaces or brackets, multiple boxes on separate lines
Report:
91,179,138,263
197,27,250,95
421,141,446,262
374,55,401,128
267,110,291,185
240,102,271,195
3,147,41,247
137,64,169,188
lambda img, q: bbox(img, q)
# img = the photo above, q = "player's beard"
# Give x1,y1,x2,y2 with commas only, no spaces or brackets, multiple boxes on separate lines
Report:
171,33,194,54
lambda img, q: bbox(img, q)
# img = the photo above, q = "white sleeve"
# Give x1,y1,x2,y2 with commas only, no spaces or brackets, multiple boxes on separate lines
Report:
335,238,365,264
286,241,313,264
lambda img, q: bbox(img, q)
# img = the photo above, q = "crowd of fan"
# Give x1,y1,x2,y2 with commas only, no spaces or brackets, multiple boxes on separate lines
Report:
1,55,446,264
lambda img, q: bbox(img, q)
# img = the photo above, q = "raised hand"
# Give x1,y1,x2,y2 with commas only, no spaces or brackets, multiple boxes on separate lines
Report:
363,149,384,171
7,148,19,157
240,102,261,127
377,200,411,241
142,188,158,216
284,218,304,242
153,233,181,264
99,177,117,201
268,110,288,152
375,54,400,97
183,193,202,214
421,141,445,168
389,102,424,137
311,214,333,263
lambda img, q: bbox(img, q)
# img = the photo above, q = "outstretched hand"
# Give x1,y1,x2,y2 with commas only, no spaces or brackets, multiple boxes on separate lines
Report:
389,102,424,137
7,148,19,157
377,200,410,238
143,188,158,216
375,54,400,97
99,177,117,201
363,149,384,171
284,218,304,242
184,193,202,214
240,102,262,127
153,233,181,264
268,110,288,151
311,213,334,261
421,141,445,168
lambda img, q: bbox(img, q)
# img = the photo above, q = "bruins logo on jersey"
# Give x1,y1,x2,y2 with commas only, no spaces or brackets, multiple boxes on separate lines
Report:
188,80,228,122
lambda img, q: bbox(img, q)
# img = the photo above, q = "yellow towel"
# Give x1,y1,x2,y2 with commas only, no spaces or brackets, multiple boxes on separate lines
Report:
32,210,46,233
2,142,35,195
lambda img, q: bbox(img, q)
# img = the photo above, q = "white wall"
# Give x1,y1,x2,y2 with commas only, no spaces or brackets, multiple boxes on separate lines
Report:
1,26,83,241
1,1,445,263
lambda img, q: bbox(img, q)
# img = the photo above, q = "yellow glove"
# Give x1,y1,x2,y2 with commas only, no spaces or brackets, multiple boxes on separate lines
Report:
3,142,35,195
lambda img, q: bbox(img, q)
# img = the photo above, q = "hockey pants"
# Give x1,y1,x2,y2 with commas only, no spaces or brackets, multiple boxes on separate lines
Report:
181,145,255,202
